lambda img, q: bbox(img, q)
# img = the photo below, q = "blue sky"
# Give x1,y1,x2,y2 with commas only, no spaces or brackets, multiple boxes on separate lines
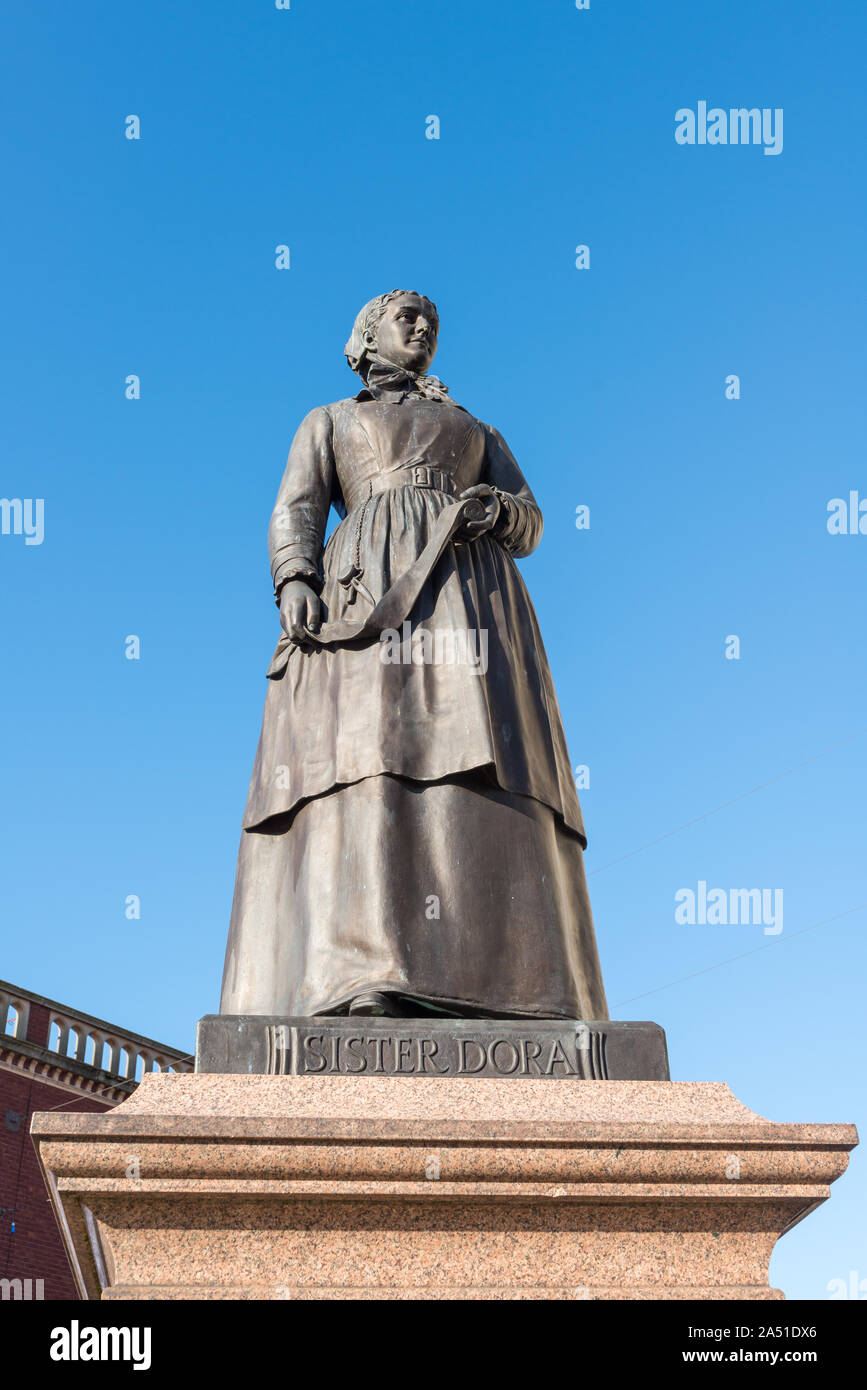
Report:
1,0,865,1299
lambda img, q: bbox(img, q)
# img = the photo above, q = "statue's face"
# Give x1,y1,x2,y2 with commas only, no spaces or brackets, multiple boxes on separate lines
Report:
367,294,438,374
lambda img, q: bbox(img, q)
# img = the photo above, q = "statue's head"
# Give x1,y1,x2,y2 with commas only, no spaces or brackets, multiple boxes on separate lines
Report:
345,290,439,380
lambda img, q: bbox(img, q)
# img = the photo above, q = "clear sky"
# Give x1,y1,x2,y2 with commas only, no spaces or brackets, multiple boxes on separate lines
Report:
1,0,864,1300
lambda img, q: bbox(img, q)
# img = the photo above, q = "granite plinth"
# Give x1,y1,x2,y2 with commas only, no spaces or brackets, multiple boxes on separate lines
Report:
31,1075,857,1301
196,1015,670,1080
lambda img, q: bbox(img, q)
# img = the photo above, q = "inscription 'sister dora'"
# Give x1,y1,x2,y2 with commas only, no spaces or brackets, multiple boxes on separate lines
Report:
299,1032,582,1076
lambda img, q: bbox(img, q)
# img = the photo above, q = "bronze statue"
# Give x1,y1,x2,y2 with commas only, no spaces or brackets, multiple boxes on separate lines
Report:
220,290,609,1021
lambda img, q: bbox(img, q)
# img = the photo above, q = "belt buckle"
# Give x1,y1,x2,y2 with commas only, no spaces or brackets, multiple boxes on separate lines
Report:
412,464,432,488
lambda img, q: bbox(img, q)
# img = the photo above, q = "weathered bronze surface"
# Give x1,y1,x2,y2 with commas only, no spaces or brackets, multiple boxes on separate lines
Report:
220,291,609,1021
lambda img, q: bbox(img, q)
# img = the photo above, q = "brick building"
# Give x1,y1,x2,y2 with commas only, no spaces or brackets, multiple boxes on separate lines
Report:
0,979,193,1300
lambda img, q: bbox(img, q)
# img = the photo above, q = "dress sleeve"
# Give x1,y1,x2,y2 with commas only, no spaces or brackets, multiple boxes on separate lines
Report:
268,406,336,598
480,423,544,558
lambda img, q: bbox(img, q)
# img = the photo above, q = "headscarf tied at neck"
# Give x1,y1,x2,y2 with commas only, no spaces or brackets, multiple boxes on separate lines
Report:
361,355,457,406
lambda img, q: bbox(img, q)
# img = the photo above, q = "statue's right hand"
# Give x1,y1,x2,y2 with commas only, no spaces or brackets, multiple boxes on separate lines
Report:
279,580,321,642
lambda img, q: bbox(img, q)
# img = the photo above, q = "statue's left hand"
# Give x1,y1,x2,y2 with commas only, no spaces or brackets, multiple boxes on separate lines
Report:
457,484,501,540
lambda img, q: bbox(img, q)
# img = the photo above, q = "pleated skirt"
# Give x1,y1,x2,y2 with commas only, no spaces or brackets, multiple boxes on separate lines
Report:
220,770,609,1021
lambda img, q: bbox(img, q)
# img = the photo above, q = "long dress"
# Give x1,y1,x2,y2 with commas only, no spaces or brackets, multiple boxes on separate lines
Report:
219,375,609,1020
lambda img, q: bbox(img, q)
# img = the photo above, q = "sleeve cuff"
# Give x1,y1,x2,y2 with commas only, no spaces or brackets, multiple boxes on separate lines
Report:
273,561,323,601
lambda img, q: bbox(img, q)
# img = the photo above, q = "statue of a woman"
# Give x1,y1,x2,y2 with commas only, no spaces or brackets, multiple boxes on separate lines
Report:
220,290,609,1021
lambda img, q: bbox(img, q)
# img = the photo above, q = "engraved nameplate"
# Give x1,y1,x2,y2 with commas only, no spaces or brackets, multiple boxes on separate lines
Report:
196,1016,669,1081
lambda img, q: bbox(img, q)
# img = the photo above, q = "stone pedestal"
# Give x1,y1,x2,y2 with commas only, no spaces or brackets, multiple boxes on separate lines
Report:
31,1075,856,1300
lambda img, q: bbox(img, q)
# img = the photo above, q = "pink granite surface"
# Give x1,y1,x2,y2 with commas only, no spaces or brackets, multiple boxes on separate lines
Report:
30,1075,857,1302
120,1074,761,1122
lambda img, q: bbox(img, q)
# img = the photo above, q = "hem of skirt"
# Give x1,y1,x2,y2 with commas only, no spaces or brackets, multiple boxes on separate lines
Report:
242,764,588,848
309,984,591,1022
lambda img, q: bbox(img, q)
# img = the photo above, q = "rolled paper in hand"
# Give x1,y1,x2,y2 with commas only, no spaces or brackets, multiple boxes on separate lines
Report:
461,497,487,524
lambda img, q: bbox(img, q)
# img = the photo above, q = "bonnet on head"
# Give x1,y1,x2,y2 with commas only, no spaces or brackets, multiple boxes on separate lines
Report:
344,289,440,378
